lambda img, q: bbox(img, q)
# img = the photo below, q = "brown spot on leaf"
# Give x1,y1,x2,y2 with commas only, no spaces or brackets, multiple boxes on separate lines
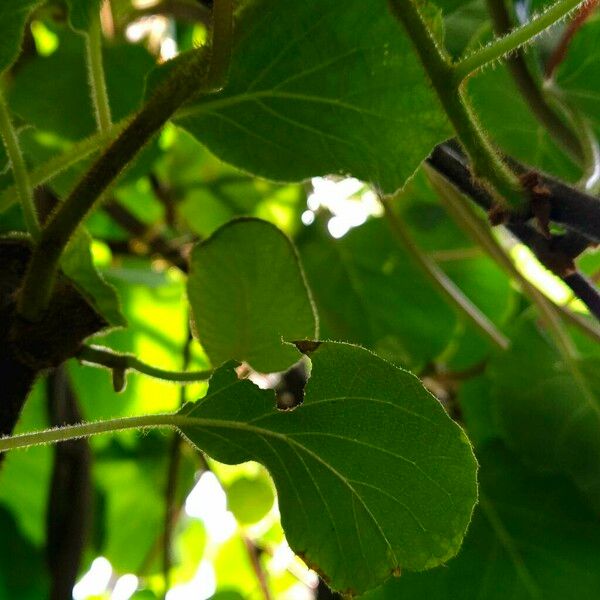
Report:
294,340,322,355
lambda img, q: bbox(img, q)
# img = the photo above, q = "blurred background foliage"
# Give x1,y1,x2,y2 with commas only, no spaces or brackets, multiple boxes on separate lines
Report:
1,0,600,598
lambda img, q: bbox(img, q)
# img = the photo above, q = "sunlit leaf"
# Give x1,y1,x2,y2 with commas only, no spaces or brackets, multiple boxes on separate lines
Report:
187,218,318,373
61,228,126,328
226,475,274,525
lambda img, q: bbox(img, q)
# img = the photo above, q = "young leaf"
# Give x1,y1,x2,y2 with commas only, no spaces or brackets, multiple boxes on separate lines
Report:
187,218,317,373
175,0,451,193
364,442,600,599
61,228,126,328
0,1,42,74
176,342,478,595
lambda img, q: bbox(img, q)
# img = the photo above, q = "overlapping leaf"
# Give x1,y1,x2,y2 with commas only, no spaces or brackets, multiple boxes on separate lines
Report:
177,342,478,594
175,0,452,193
364,442,600,600
187,218,317,373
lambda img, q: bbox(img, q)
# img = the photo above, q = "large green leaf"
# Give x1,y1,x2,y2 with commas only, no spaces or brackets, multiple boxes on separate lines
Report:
364,442,600,600
175,0,451,193
187,218,318,373
0,0,42,74
177,342,478,595
490,315,600,511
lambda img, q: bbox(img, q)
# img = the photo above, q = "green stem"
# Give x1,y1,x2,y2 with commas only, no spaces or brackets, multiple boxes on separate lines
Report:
0,414,176,453
388,0,523,209
86,14,112,133
78,345,214,384
456,0,586,80
0,121,124,214
381,197,510,351
0,89,40,240
17,0,233,322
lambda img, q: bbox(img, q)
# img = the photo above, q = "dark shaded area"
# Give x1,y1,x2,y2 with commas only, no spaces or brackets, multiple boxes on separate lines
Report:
46,366,92,600
0,237,108,451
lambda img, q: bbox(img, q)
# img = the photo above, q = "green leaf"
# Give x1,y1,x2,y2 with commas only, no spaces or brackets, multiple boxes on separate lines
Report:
66,0,102,33
226,475,274,525
0,381,52,546
177,342,478,595
299,218,456,368
175,0,451,193
9,30,155,141
556,17,600,135
468,65,580,181
364,442,600,600
187,218,318,373
61,228,126,327
0,0,42,74
0,506,49,599
490,315,600,511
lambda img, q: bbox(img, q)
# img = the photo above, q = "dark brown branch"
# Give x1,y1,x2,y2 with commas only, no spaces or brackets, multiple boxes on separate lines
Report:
428,144,600,322
103,200,189,271
162,327,192,596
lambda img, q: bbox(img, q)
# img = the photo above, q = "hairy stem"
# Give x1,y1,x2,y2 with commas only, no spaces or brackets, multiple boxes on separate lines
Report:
0,89,40,240
0,121,124,214
78,345,213,384
388,0,522,209
456,0,586,80
486,0,584,162
381,198,510,351
0,414,177,453
86,14,112,133
17,0,233,322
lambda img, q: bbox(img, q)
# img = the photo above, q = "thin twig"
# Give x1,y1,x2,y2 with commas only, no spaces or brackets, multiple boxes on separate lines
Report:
243,536,274,600
77,345,213,385
380,198,510,351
